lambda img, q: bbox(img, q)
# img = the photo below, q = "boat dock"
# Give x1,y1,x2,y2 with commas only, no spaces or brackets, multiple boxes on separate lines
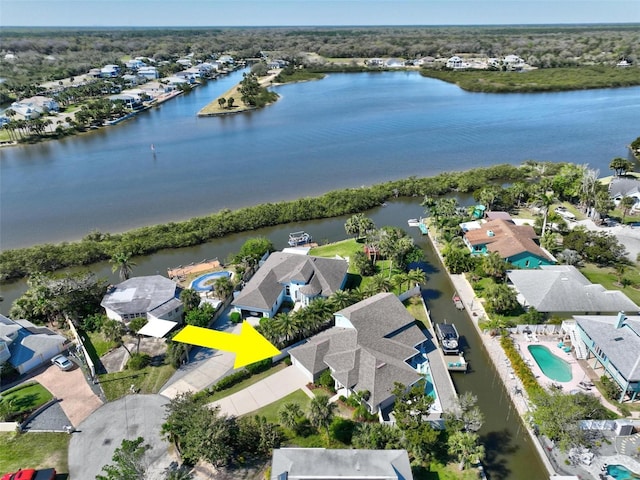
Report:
167,258,221,281
420,301,460,413
288,231,313,247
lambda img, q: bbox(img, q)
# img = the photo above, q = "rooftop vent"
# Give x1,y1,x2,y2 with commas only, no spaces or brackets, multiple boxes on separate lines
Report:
487,230,495,237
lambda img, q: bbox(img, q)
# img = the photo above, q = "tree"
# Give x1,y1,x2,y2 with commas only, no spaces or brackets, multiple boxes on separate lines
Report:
392,381,434,429
481,252,506,280
213,275,233,300
279,402,304,432
184,303,216,328
102,319,131,355
352,422,401,450
110,252,136,282
609,157,634,177
232,236,274,268
179,288,201,313
274,311,297,345
352,250,376,276
534,191,556,234
445,392,484,433
217,97,226,109
406,268,427,288
308,394,337,441
620,196,636,222
226,97,235,108
484,283,520,315
447,431,485,470
345,213,375,240
531,389,614,451
96,436,149,480
128,317,148,354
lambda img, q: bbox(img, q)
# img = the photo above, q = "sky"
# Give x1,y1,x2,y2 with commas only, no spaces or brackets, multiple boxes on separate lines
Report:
2,0,639,27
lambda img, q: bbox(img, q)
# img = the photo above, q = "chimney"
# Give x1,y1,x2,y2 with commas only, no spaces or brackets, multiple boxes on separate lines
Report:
616,312,626,329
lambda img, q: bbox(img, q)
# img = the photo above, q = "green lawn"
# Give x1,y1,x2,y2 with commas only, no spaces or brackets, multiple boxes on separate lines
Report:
248,388,311,423
580,263,640,305
98,363,175,402
207,362,287,402
310,238,361,269
405,295,429,329
0,382,53,417
413,462,484,480
85,330,118,358
0,432,69,474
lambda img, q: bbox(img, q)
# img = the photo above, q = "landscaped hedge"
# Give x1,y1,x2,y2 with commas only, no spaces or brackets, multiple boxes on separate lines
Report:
500,335,544,397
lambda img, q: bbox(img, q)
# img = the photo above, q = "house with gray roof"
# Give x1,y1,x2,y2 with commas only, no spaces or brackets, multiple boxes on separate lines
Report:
232,252,348,318
270,448,413,480
289,293,427,415
507,266,640,316
0,314,68,374
101,275,183,337
609,177,640,211
574,313,640,402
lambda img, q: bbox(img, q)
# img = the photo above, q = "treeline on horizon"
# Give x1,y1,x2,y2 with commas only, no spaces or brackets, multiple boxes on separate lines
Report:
0,162,559,282
1,24,638,99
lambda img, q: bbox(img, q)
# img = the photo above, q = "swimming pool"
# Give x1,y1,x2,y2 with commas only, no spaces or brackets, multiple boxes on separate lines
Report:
527,345,573,382
607,464,640,479
190,271,232,292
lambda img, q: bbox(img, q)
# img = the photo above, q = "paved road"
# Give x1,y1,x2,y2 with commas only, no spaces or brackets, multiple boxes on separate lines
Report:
573,218,640,261
69,394,173,480
209,366,311,416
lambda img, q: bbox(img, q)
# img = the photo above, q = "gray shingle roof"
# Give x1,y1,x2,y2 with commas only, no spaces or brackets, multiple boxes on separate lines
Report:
232,252,348,311
101,275,181,315
290,293,426,410
609,177,640,198
507,266,640,313
270,448,413,480
575,315,640,381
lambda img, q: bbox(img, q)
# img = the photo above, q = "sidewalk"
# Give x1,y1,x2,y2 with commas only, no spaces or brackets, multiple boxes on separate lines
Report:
209,366,311,416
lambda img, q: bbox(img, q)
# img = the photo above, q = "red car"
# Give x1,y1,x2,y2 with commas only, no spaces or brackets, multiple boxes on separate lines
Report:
1,469,56,480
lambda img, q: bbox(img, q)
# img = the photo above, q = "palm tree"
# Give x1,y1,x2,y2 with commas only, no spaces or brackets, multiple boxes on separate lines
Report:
329,289,354,311
308,394,337,442
620,196,636,223
213,275,233,300
279,402,304,431
534,191,555,234
128,317,148,354
391,272,409,294
406,268,427,288
274,312,297,344
110,252,136,281
367,274,392,295
447,431,485,470
482,252,506,280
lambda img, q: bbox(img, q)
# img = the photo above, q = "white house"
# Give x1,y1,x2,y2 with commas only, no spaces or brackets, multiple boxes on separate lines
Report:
446,56,464,69
0,314,68,374
125,59,146,70
231,251,348,319
100,64,121,78
609,177,640,210
138,66,159,80
503,54,525,70
101,275,183,337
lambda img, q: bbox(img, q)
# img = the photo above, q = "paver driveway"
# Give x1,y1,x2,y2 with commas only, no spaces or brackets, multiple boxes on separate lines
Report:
33,363,103,427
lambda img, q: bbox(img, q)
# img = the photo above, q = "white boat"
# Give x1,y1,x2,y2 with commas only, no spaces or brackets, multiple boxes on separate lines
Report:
436,322,460,355
407,218,420,227
288,231,312,247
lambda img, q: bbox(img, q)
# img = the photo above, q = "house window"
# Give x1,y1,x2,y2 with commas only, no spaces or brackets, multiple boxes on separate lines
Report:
525,260,530,267
285,285,291,296
594,345,608,362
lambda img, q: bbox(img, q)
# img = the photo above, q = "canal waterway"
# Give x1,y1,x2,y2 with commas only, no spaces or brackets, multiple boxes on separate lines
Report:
0,199,547,478
1,71,640,249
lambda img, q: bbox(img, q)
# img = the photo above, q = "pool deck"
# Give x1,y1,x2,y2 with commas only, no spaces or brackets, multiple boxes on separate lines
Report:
167,259,221,281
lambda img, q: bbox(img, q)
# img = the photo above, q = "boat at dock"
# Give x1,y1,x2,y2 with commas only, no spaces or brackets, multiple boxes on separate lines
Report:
444,352,468,372
435,322,460,355
407,218,420,227
453,292,464,310
288,231,312,247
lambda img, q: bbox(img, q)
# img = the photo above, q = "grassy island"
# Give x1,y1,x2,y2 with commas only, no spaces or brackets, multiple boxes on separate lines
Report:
420,66,640,93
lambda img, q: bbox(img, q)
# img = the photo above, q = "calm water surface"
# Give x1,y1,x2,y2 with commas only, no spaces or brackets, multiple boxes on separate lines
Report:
1,71,639,249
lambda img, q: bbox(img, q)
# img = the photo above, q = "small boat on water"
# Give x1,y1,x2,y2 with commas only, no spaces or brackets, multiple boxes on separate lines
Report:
435,322,460,355
407,218,419,227
453,292,464,310
288,231,312,247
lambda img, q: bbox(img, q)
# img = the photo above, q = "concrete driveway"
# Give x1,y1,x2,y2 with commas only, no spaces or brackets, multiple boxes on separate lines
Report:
209,366,311,416
69,394,173,480
33,363,103,427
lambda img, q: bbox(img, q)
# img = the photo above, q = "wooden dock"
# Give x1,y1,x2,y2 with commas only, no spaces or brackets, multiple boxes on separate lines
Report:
167,259,221,280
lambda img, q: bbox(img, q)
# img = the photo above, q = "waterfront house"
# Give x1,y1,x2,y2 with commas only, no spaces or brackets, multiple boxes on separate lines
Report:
503,54,525,70
125,59,146,70
385,58,405,68
101,275,183,337
507,265,640,316
232,251,347,318
367,58,385,67
463,218,556,268
573,312,640,402
100,64,121,78
138,66,159,80
608,177,640,211
0,314,68,374
446,56,464,69
10,96,59,120
109,93,143,109
289,293,428,415
270,448,413,480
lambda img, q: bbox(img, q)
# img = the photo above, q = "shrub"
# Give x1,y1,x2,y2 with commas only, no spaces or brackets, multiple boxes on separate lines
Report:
283,357,292,366
127,353,151,370
214,369,251,391
353,404,378,422
82,313,106,332
246,358,272,375
229,311,242,324
330,417,356,444
0,363,19,382
600,375,621,401
318,369,335,391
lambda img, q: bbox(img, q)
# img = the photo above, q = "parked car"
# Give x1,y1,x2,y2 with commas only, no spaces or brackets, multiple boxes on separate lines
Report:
51,354,74,371
1,469,56,480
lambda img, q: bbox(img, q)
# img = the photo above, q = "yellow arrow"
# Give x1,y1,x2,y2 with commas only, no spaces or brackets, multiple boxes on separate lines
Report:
172,321,281,369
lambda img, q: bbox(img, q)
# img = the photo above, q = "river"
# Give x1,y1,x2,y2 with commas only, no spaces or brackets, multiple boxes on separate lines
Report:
1,70,639,249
